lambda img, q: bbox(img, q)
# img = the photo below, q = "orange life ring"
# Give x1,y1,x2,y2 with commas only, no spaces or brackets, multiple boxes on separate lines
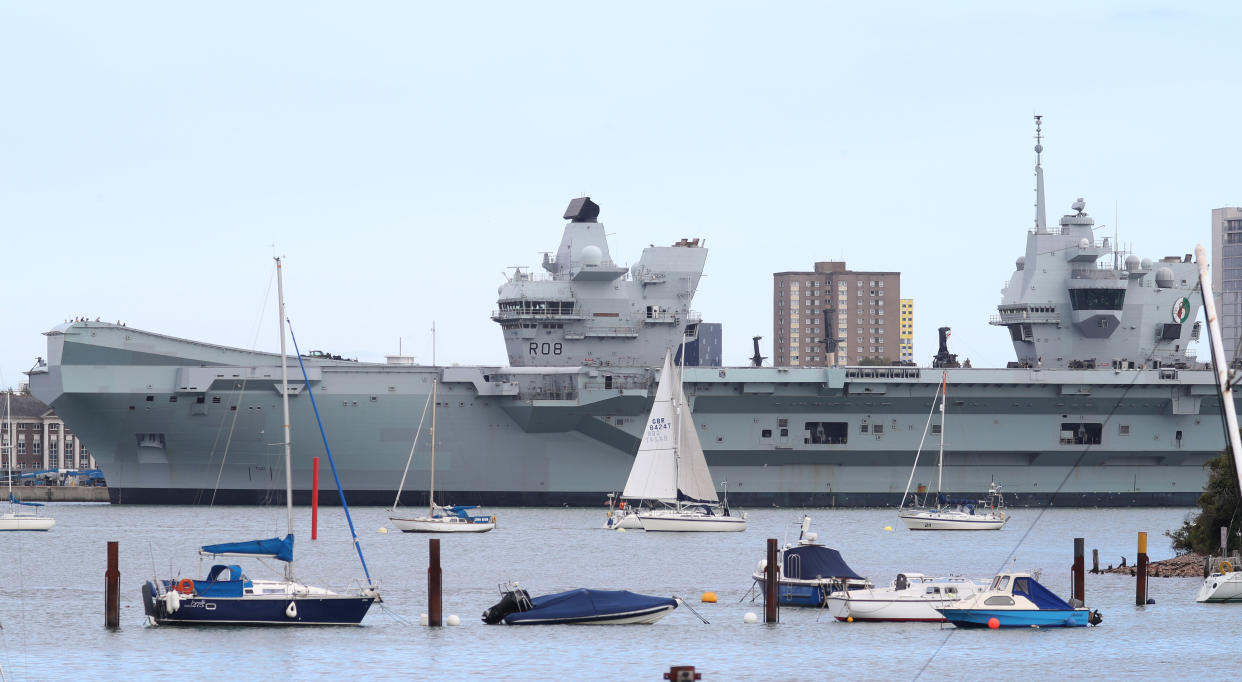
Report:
176,578,195,595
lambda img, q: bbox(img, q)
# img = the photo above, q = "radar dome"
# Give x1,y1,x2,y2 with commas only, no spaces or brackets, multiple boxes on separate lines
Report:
579,245,603,266
1125,255,1140,271
1016,256,1025,271
1141,258,1153,271
1078,238,1090,249
1155,267,1175,288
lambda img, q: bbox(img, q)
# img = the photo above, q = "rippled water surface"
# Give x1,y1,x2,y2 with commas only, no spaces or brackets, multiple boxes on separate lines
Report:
0,504,1229,680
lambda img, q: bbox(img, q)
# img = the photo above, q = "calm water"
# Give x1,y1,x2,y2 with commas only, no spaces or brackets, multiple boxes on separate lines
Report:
0,503,1230,680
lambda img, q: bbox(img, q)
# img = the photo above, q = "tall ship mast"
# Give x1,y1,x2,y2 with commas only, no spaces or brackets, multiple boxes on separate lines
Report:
27,118,1224,507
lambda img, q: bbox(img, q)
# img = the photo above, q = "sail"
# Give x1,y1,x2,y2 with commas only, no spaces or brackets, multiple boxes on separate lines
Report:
201,533,294,563
621,351,680,502
674,391,718,504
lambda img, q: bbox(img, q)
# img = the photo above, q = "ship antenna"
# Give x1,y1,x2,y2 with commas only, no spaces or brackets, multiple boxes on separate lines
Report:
1033,115,1047,233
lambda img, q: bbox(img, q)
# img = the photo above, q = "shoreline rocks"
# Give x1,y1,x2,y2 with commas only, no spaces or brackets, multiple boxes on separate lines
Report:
1096,552,1206,578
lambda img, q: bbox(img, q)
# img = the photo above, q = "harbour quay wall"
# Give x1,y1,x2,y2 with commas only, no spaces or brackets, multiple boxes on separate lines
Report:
12,487,109,503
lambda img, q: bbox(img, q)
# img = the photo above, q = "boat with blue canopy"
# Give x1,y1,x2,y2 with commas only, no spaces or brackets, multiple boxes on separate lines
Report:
936,571,1100,628
141,258,380,625
750,516,870,606
482,584,678,625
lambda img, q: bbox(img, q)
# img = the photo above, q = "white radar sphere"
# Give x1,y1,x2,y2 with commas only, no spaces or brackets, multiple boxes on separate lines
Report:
579,245,603,266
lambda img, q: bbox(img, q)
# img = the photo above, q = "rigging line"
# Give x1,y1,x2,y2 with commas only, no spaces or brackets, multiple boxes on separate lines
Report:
205,264,278,507
287,320,374,586
915,344,1165,682
391,388,434,511
899,375,944,508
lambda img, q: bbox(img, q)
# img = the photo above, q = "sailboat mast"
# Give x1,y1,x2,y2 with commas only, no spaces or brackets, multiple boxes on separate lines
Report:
672,348,682,513
936,373,946,498
276,258,294,573
5,392,11,502
429,379,438,517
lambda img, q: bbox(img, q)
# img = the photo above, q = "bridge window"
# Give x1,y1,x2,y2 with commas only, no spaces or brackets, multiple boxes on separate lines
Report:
1068,289,1125,311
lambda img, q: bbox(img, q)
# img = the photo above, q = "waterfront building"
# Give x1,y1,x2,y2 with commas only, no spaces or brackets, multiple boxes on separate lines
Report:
899,299,914,363
773,262,901,366
1,389,96,473
1211,206,1242,356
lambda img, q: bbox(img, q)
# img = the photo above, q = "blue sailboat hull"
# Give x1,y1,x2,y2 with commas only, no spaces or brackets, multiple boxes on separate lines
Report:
937,608,1088,628
142,582,375,625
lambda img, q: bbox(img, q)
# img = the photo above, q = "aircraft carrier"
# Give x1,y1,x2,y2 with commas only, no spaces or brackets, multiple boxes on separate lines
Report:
27,120,1228,506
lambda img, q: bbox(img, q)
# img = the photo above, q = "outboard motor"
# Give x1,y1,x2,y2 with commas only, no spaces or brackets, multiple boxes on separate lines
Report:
481,585,532,624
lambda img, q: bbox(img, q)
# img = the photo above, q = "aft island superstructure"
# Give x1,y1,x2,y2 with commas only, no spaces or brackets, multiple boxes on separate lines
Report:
27,119,1226,506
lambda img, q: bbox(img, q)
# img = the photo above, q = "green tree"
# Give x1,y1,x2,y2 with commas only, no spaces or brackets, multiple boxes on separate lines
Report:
1167,449,1241,555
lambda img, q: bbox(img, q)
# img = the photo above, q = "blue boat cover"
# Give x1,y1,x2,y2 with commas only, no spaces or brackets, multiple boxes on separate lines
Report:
9,493,43,507
782,545,863,580
201,534,294,563
504,589,677,624
1012,576,1073,610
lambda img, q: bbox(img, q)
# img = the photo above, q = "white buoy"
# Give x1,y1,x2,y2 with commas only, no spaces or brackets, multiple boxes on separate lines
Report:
744,612,759,624
446,614,461,626
420,613,429,626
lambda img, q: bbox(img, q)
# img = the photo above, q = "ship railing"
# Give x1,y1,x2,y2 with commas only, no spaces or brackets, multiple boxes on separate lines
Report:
988,312,1060,325
585,326,640,338
1069,267,1123,280
844,367,921,380
491,310,591,321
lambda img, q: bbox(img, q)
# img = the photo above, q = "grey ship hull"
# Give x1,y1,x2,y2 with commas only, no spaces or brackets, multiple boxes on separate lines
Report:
29,322,1225,506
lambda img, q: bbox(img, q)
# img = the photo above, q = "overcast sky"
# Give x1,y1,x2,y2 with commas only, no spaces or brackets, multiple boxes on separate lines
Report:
2,2,1238,388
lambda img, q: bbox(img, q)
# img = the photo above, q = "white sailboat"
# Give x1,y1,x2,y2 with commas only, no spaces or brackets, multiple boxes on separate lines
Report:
628,349,745,532
898,372,1007,531
388,379,496,533
0,392,55,531
1193,244,1242,603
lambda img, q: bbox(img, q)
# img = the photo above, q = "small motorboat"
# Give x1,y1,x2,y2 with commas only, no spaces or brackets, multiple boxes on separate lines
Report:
827,573,987,622
1196,554,1242,603
481,584,678,625
936,571,1101,628
751,516,870,607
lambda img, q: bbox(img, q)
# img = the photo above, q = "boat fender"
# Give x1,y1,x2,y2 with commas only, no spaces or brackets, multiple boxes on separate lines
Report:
491,515,497,524
757,560,767,573
1221,560,1233,573
176,578,195,595
165,590,180,613
286,601,298,619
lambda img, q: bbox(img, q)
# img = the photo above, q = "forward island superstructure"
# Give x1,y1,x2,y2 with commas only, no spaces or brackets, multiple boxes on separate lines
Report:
27,119,1227,506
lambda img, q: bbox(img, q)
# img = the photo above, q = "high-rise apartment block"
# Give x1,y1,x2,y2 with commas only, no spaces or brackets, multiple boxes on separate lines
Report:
899,299,914,363
773,262,901,366
1212,207,1242,357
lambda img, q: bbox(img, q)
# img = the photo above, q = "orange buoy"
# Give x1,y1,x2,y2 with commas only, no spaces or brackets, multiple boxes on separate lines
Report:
701,591,717,603
987,617,1000,629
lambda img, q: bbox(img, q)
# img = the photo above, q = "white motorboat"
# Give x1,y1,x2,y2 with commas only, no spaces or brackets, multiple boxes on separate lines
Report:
1197,555,1242,603
898,372,1008,531
0,392,55,532
388,379,495,533
622,349,745,533
827,573,986,622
